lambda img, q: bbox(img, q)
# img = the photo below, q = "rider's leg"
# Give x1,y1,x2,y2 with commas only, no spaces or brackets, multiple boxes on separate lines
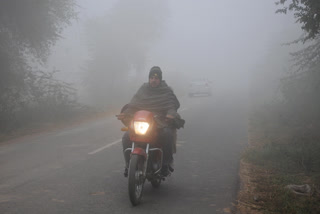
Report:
159,127,175,173
122,131,131,176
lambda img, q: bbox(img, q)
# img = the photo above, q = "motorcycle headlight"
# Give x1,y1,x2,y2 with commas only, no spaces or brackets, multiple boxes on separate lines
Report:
134,121,150,135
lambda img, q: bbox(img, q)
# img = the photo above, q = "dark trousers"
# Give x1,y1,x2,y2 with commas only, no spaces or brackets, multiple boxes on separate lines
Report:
122,127,175,167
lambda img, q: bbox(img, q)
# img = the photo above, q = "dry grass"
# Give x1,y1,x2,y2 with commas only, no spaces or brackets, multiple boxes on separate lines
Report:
237,116,320,214
237,160,264,214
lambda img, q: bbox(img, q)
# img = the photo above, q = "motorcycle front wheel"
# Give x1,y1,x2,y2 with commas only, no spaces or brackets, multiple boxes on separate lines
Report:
128,154,145,206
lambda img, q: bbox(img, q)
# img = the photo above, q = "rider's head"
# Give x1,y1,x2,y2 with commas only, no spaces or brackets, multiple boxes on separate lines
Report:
149,66,162,88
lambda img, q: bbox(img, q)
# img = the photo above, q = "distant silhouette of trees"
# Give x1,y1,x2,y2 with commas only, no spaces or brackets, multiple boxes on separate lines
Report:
259,0,320,171
276,0,320,120
83,0,167,108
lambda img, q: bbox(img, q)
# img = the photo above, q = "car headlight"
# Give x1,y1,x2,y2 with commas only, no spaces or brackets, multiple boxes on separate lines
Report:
134,121,150,135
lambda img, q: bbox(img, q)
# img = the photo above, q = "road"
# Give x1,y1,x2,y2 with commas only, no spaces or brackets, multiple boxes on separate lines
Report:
0,91,248,214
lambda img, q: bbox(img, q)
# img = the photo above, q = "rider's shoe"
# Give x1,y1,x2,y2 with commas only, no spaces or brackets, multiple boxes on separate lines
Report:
124,167,128,177
168,163,174,172
161,165,170,176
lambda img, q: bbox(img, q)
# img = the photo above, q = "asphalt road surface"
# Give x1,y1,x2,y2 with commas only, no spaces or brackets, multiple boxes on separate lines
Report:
0,91,248,214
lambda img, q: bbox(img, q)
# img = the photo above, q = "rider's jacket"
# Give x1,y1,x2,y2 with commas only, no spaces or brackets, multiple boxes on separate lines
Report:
122,81,185,129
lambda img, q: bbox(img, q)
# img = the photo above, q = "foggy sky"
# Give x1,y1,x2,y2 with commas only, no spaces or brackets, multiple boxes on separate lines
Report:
146,0,298,87
47,0,301,103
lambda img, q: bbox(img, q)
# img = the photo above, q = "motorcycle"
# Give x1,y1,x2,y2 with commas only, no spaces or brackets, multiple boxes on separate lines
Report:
118,110,176,206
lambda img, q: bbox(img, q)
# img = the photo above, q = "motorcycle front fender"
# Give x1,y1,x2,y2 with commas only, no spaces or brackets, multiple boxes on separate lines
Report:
131,147,147,159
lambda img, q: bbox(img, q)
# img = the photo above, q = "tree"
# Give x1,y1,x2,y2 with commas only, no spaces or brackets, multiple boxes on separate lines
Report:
275,0,320,138
276,0,320,42
0,0,77,132
276,0,320,73
0,0,76,59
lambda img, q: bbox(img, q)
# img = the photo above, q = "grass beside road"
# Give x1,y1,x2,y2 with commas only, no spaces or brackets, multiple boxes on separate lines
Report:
237,110,320,214
238,147,320,213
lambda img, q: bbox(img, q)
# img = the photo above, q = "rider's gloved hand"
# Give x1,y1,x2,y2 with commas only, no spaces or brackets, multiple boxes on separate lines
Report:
165,114,174,121
116,113,125,120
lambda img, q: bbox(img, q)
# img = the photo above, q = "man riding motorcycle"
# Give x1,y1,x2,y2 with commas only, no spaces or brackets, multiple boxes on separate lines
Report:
117,66,185,177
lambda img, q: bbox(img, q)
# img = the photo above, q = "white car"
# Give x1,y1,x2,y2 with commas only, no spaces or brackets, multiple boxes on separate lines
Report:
188,80,212,97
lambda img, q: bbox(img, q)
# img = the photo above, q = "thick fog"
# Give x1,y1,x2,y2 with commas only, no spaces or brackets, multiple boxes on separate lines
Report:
47,0,301,108
2,2,319,212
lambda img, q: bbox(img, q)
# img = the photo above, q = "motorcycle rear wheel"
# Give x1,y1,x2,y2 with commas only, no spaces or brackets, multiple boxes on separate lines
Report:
128,155,145,206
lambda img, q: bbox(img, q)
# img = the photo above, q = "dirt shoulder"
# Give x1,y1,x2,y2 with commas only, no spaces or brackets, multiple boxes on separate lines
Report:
237,160,263,214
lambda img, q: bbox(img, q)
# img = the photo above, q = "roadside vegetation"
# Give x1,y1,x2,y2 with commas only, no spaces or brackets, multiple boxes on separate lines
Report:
0,1,86,139
238,1,320,213
239,105,320,213
0,1,171,141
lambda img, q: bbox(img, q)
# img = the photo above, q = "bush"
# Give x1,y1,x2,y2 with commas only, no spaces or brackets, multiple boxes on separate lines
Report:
0,69,80,134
